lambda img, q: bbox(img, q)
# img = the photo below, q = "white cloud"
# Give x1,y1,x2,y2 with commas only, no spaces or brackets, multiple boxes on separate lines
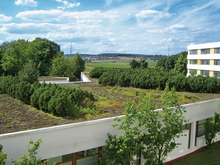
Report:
135,10,173,19
1,23,58,34
16,10,63,22
2,0,220,55
55,0,80,9
0,14,12,22
16,9,118,22
15,0,37,7
168,24,189,31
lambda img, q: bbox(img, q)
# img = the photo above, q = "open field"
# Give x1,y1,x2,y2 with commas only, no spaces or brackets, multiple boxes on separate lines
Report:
85,59,157,72
1,74,220,134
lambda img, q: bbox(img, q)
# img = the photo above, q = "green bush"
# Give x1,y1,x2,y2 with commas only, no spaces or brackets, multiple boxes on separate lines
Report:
98,68,220,93
0,144,7,165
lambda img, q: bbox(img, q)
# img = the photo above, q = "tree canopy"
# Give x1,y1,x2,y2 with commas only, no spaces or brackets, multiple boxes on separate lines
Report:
0,38,62,76
50,53,85,79
129,59,148,69
156,51,187,72
104,86,186,165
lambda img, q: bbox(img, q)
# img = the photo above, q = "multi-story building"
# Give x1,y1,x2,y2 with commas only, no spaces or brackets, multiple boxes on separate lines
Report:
187,42,220,77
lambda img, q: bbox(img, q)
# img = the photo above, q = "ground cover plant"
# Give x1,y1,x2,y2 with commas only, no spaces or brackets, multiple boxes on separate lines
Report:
1,73,220,134
0,75,96,118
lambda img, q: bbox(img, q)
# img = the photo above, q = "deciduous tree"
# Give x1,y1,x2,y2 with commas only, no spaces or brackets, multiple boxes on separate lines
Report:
105,86,186,165
0,144,7,165
174,52,187,75
204,112,220,147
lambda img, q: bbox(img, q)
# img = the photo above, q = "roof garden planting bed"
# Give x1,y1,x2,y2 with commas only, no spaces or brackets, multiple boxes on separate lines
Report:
1,74,220,134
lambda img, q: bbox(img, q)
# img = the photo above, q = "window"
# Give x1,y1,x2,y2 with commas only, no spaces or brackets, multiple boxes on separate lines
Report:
214,48,220,54
46,147,101,165
201,49,210,54
189,60,197,64
201,60,210,65
77,148,98,159
214,71,220,77
196,119,207,137
189,50,197,55
47,153,73,165
214,60,220,65
201,70,209,76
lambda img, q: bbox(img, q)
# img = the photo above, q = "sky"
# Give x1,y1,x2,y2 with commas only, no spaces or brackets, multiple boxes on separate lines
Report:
0,0,220,55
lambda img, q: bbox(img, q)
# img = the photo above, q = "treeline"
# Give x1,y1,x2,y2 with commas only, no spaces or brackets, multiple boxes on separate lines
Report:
156,51,187,74
0,38,61,76
0,38,86,79
0,76,95,117
90,67,220,93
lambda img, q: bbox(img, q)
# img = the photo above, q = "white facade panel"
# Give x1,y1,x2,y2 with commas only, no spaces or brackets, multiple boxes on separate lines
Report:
1,99,220,164
187,54,220,60
187,64,220,71
188,42,220,50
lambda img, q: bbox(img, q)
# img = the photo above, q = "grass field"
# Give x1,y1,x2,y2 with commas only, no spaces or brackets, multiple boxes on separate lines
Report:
171,143,220,165
85,60,157,72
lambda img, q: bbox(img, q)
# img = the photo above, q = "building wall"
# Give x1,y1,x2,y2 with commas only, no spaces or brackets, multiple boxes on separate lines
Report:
187,42,220,77
1,99,220,164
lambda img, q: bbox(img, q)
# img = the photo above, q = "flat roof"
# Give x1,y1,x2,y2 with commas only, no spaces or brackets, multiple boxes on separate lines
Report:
187,42,220,50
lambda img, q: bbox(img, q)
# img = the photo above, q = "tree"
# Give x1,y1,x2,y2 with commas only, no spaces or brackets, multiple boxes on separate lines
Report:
0,144,7,165
50,53,85,79
18,60,39,84
25,38,61,75
1,40,29,75
105,86,186,165
174,52,187,75
129,59,148,69
204,112,220,147
12,139,44,165
129,59,140,68
0,42,8,75
0,38,62,76
71,53,85,78
49,53,67,77
139,60,148,69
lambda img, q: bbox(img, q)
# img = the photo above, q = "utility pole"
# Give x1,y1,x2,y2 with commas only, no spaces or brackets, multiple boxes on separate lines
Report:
168,45,170,56
70,43,72,55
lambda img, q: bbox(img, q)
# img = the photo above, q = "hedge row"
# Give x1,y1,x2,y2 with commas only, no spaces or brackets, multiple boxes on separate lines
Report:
89,67,126,78
0,76,95,117
97,68,220,93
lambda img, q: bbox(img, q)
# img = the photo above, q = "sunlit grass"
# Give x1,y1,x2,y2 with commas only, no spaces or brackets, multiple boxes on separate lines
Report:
171,142,220,165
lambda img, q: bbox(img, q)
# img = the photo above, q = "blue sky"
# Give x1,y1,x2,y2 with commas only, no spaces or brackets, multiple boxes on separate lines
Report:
0,0,220,55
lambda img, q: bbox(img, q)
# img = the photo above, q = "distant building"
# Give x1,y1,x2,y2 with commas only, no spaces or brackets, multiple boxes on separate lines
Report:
187,42,220,77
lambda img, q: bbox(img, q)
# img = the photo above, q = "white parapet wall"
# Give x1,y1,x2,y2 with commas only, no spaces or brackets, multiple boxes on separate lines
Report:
81,72,91,83
1,99,220,164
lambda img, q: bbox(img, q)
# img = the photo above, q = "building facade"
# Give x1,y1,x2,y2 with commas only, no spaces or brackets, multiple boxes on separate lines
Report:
187,42,220,77
1,99,220,165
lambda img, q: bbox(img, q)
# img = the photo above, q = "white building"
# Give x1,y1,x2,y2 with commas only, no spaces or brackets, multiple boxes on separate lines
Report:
1,99,220,165
187,42,220,77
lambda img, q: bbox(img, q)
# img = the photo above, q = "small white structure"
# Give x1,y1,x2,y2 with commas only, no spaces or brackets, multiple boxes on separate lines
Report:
187,42,220,77
1,99,220,164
